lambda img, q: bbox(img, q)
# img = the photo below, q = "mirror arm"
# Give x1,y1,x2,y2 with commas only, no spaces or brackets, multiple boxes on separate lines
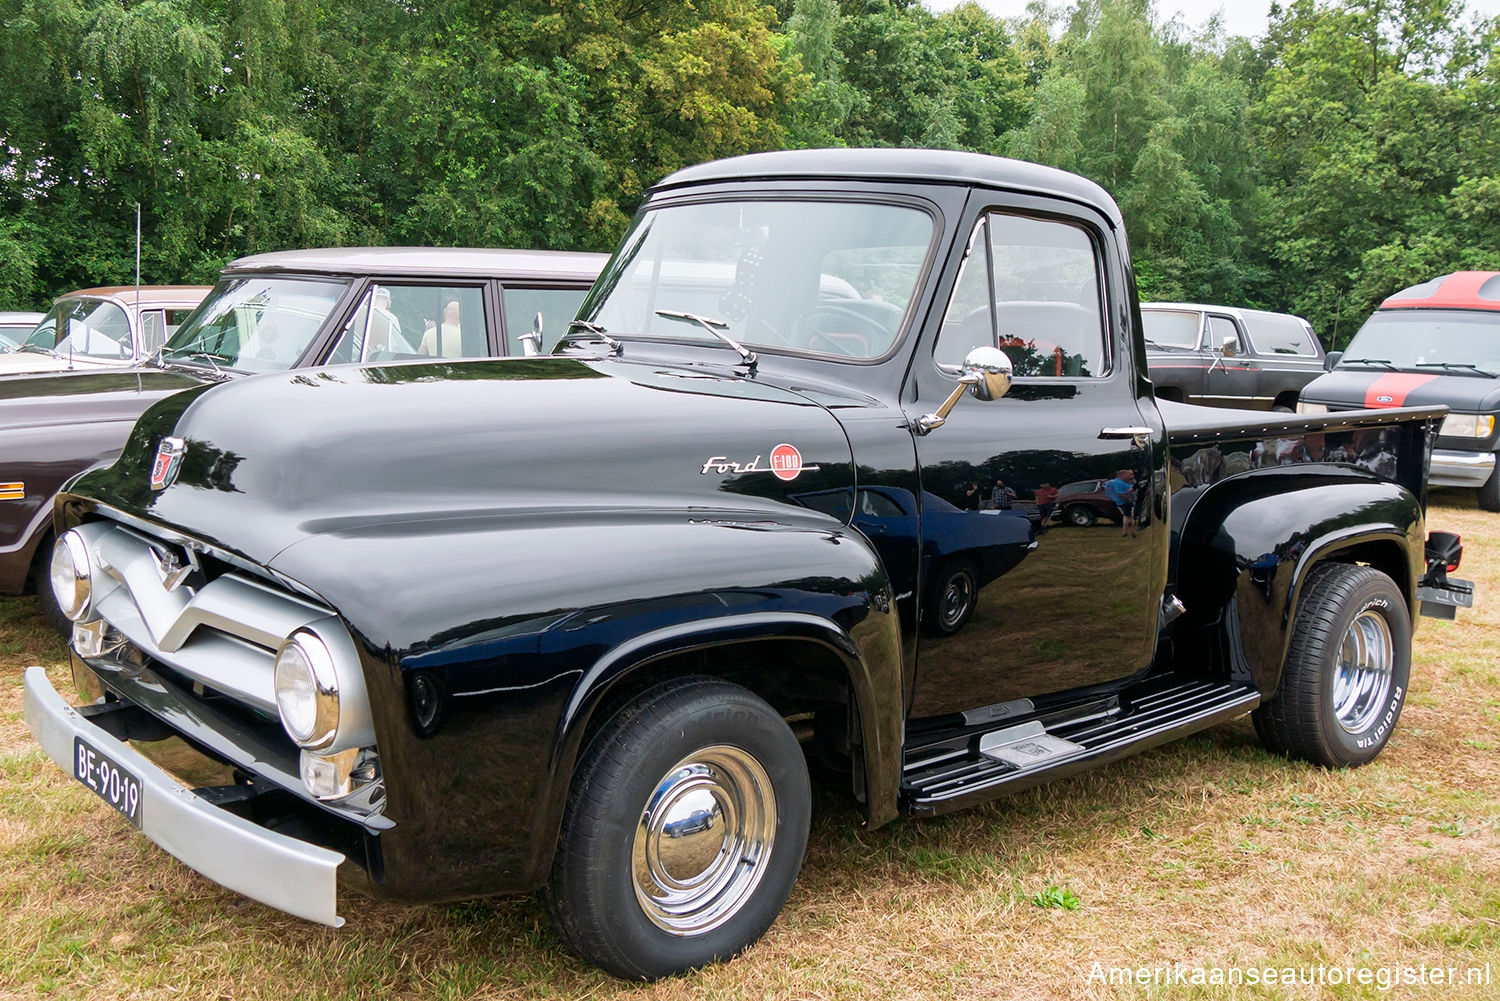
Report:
917,373,980,435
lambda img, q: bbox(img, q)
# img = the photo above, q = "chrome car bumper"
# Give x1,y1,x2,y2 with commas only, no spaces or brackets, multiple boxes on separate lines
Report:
1429,448,1496,488
22,666,345,927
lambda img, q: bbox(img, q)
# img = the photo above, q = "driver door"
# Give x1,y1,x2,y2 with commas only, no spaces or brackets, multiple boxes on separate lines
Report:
906,204,1165,720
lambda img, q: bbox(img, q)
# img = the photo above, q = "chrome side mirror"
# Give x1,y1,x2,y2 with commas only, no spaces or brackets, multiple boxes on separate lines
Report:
1220,335,1238,358
918,346,1013,435
519,312,544,357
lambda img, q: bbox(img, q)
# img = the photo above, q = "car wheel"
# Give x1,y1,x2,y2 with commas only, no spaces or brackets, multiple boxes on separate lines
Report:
546,677,811,980
1252,563,1410,768
1479,456,1500,512
1066,504,1096,528
924,558,979,636
31,534,69,636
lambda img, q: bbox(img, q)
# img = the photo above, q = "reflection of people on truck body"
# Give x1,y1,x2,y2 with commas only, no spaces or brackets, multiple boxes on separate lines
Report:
1033,482,1058,531
962,481,982,510
1104,469,1137,538
421,299,463,358
991,478,1017,510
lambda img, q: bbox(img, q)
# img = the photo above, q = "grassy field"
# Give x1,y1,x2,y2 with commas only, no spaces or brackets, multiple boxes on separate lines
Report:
1,491,1496,999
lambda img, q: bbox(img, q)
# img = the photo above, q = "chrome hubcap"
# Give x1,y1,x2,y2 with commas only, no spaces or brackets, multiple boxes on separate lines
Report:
632,745,776,936
941,574,973,629
1332,609,1394,734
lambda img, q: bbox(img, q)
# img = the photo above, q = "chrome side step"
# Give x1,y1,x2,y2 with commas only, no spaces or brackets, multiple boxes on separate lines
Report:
902,676,1261,816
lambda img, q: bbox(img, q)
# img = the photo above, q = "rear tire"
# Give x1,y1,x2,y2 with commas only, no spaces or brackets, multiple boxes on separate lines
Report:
1066,504,1096,528
546,677,810,980
1479,456,1500,512
1252,563,1410,767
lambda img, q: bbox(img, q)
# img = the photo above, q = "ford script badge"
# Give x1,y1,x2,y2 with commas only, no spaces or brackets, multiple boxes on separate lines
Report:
1375,395,1394,403
150,437,187,490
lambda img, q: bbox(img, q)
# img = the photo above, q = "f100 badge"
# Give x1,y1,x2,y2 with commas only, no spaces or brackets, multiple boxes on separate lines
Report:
150,437,187,490
701,443,819,482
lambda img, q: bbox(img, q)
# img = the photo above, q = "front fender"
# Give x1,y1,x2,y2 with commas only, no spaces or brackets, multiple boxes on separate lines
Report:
1174,467,1422,696
268,511,901,901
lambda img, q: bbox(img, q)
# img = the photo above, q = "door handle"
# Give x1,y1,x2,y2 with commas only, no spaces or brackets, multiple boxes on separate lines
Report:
1099,426,1153,447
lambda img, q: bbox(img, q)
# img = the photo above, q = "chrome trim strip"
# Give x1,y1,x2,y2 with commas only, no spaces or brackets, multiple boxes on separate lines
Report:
23,667,346,927
1429,449,1496,488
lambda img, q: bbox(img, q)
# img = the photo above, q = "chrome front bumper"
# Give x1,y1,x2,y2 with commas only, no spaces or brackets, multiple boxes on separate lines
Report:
1429,448,1496,488
22,666,345,927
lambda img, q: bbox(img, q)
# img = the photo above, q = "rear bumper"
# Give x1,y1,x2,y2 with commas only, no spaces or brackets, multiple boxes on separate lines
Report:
22,666,346,927
1429,448,1495,488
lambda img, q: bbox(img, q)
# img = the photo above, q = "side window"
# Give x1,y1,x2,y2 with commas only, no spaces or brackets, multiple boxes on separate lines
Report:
328,284,489,363
502,286,589,354
934,212,1108,378
1208,315,1241,355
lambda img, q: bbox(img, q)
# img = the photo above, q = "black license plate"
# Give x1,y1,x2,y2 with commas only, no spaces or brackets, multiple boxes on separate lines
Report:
73,736,142,828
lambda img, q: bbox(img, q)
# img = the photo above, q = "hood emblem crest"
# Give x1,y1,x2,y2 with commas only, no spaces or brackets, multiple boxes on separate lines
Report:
150,437,187,490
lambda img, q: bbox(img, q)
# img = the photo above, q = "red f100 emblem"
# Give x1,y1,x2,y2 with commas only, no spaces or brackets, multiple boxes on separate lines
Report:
150,437,186,490
769,443,806,481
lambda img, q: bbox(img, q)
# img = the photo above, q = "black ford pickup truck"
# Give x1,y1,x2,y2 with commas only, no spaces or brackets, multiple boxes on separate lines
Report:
25,149,1471,980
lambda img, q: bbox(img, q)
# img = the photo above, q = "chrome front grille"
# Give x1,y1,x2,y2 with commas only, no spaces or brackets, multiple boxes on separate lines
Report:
74,519,336,714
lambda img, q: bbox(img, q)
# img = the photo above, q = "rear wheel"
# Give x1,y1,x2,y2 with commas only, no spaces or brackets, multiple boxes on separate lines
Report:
546,678,810,980
1253,563,1410,767
1066,504,1096,528
1479,456,1500,512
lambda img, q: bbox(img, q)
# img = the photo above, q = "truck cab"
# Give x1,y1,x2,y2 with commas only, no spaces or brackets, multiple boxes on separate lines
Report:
25,150,1468,980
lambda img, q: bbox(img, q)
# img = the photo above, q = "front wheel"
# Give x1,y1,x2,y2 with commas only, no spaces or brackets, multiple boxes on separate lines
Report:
1252,563,1411,767
546,677,811,980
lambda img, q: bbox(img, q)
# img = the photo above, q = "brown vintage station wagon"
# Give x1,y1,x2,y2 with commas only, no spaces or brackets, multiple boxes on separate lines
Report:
1142,303,1327,411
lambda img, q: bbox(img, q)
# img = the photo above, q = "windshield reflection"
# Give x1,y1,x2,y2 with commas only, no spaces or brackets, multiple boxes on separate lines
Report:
1339,310,1500,373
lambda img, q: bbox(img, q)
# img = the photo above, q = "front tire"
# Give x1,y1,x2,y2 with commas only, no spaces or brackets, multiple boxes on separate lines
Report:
546,678,811,980
1479,455,1500,511
31,534,69,636
925,558,979,635
1253,563,1411,767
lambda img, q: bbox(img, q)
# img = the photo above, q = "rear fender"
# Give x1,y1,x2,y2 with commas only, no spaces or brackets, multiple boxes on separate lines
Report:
1174,468,1422,696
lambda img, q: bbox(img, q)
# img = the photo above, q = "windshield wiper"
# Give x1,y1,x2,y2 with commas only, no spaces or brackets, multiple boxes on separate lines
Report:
654,309,758,371
1338,357,1397,370
1415,361,1499,377
17,343,57,357
559,320,623,356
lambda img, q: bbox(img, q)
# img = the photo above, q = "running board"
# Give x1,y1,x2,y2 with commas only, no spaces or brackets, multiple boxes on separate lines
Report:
902,677,1261,816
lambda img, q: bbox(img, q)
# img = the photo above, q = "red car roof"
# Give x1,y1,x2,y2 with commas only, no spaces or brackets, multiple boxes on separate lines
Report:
1380,271,1500,311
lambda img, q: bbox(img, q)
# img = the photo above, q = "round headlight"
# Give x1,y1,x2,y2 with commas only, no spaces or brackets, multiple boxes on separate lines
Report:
50,531,93,623
274,631,339,749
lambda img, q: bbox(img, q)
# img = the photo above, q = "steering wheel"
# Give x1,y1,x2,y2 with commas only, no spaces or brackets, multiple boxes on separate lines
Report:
797,303,890,357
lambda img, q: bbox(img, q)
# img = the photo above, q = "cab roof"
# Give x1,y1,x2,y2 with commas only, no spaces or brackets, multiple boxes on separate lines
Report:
1381,271,1500,312
652,149,1124,226
224,247,608,282
61,286,210,306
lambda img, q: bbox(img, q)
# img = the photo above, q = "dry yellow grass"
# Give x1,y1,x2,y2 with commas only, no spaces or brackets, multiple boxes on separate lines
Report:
0,491,1496,999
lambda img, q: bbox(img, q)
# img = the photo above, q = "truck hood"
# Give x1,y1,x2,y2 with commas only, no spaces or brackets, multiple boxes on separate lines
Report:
70,357,857,567
0,351,123,377
1301,368,1500,412
0,367,205,432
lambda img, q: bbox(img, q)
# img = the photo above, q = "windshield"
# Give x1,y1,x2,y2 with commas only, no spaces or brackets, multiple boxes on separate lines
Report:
1339,309,1500,372
578,199,935,360
161,277,348,373
24,298,133,359
1141,309,1202,349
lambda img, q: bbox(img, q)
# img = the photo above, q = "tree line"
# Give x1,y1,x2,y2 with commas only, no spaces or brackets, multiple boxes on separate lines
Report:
2,0,1498,346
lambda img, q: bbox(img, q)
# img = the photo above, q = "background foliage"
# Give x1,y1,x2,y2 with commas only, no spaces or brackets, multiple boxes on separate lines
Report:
2,0,1499,345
